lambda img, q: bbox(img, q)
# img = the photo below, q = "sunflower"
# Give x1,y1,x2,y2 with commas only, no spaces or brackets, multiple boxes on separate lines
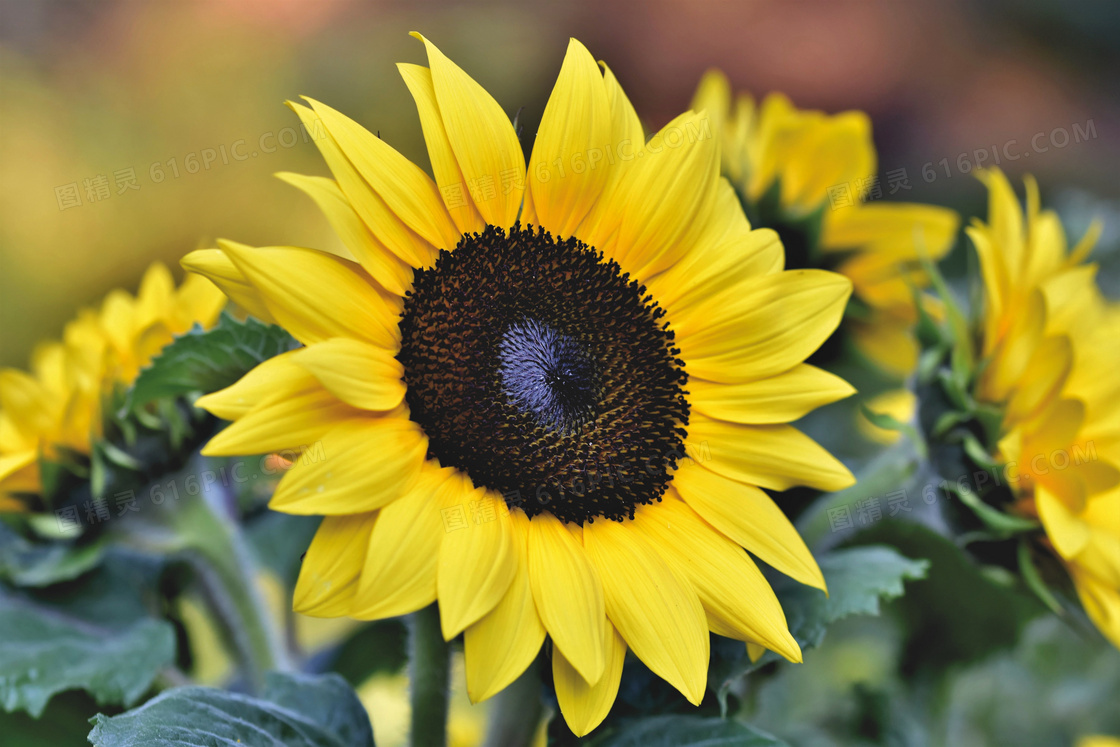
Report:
969,168,1120,648
184,35,856,736
692,71,960,378
0,263,224,511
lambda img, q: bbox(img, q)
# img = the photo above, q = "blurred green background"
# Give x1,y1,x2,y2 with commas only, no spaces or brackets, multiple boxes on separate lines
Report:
2,0,1118,366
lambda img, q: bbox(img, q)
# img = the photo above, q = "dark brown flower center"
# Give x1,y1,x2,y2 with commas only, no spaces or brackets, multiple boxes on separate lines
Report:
396,224,689,523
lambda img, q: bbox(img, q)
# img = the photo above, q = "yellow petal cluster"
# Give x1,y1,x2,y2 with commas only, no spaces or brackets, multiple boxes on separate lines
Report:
0,263,224,510
692,71,960,376
971,168,1119,649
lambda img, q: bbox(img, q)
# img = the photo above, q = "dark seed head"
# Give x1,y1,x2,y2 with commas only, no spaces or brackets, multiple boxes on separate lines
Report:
396,224,689,523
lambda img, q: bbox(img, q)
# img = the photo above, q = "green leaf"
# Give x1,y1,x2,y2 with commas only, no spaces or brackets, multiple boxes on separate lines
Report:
780,546,930,650
919,251,974,373
1018,539,1064,616
0,524,105,588
0,596,173,718
126,312,298,412
938,616,1120,744
859,404,928,459
596,716,788,746
952,482,1040,536
325,620,409,687
0,552,176,717
862,521,1045,670
87,672,375,747
710,546,928,711
0,690,114,745
795,440,921,547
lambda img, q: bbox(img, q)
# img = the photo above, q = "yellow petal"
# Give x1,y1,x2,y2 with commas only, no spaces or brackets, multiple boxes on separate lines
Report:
672,460,826,591
821,202,959,260
677,270,851,384
99,289,135,357
553,621,626,737
0,449,38,484
303,97,461,251
397,63,487,235
180,249,276,324
586,111,720,279
976,168,1025,286
194,351,306,422
1071,566,1120,649
293,512,377,617
635,496,801,662
220,242,401,350
464,510,547,702
288,100,438,268
849,316,920,378
686,415,854,492
527,39,612,238
570,61,642,244
351,466,454,619
690,70,730,136
275,172,414,296
174,273,227,331
1074,524,1120,591
293,338,405,412
202,387,361,457
601,62,643,148
689,364,854,425
1005,334,1073,427
646,196,782,317
781,110,874,214
0,450,39,503
0,369,53,435
583,516,709,705
527,512,607,685
985,290,1046,400
412,33,525,229
269,417,427,515
438,480,518,639
136,262,175,331
1037,484,1091,559
746,642,767,663
858,388,918,445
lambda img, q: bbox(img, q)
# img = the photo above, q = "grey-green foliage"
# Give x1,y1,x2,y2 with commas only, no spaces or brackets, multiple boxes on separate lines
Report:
87,672,375,747
0,524,105,588
0,553,176,718
127,311,298,412
710,546,929,710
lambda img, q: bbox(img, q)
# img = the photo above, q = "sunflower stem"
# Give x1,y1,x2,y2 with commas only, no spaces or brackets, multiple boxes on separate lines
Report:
165,483,289,690
483,658,542,747
409,604,450,747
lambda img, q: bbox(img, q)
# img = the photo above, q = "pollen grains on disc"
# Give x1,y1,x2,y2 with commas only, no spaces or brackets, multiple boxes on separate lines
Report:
396,224,689,524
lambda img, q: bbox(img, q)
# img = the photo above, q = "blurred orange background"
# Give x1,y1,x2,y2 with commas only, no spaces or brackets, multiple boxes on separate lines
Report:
2,0,1118,367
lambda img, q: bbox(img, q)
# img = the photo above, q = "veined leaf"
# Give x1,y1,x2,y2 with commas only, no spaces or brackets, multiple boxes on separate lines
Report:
87,672,374,747
126,312,298,412
710,546,929,711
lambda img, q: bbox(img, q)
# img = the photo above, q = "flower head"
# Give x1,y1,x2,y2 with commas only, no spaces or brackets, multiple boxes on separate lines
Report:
970,168,1119,648
0,263,224,512
186,36,856,735
692,71,960,377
